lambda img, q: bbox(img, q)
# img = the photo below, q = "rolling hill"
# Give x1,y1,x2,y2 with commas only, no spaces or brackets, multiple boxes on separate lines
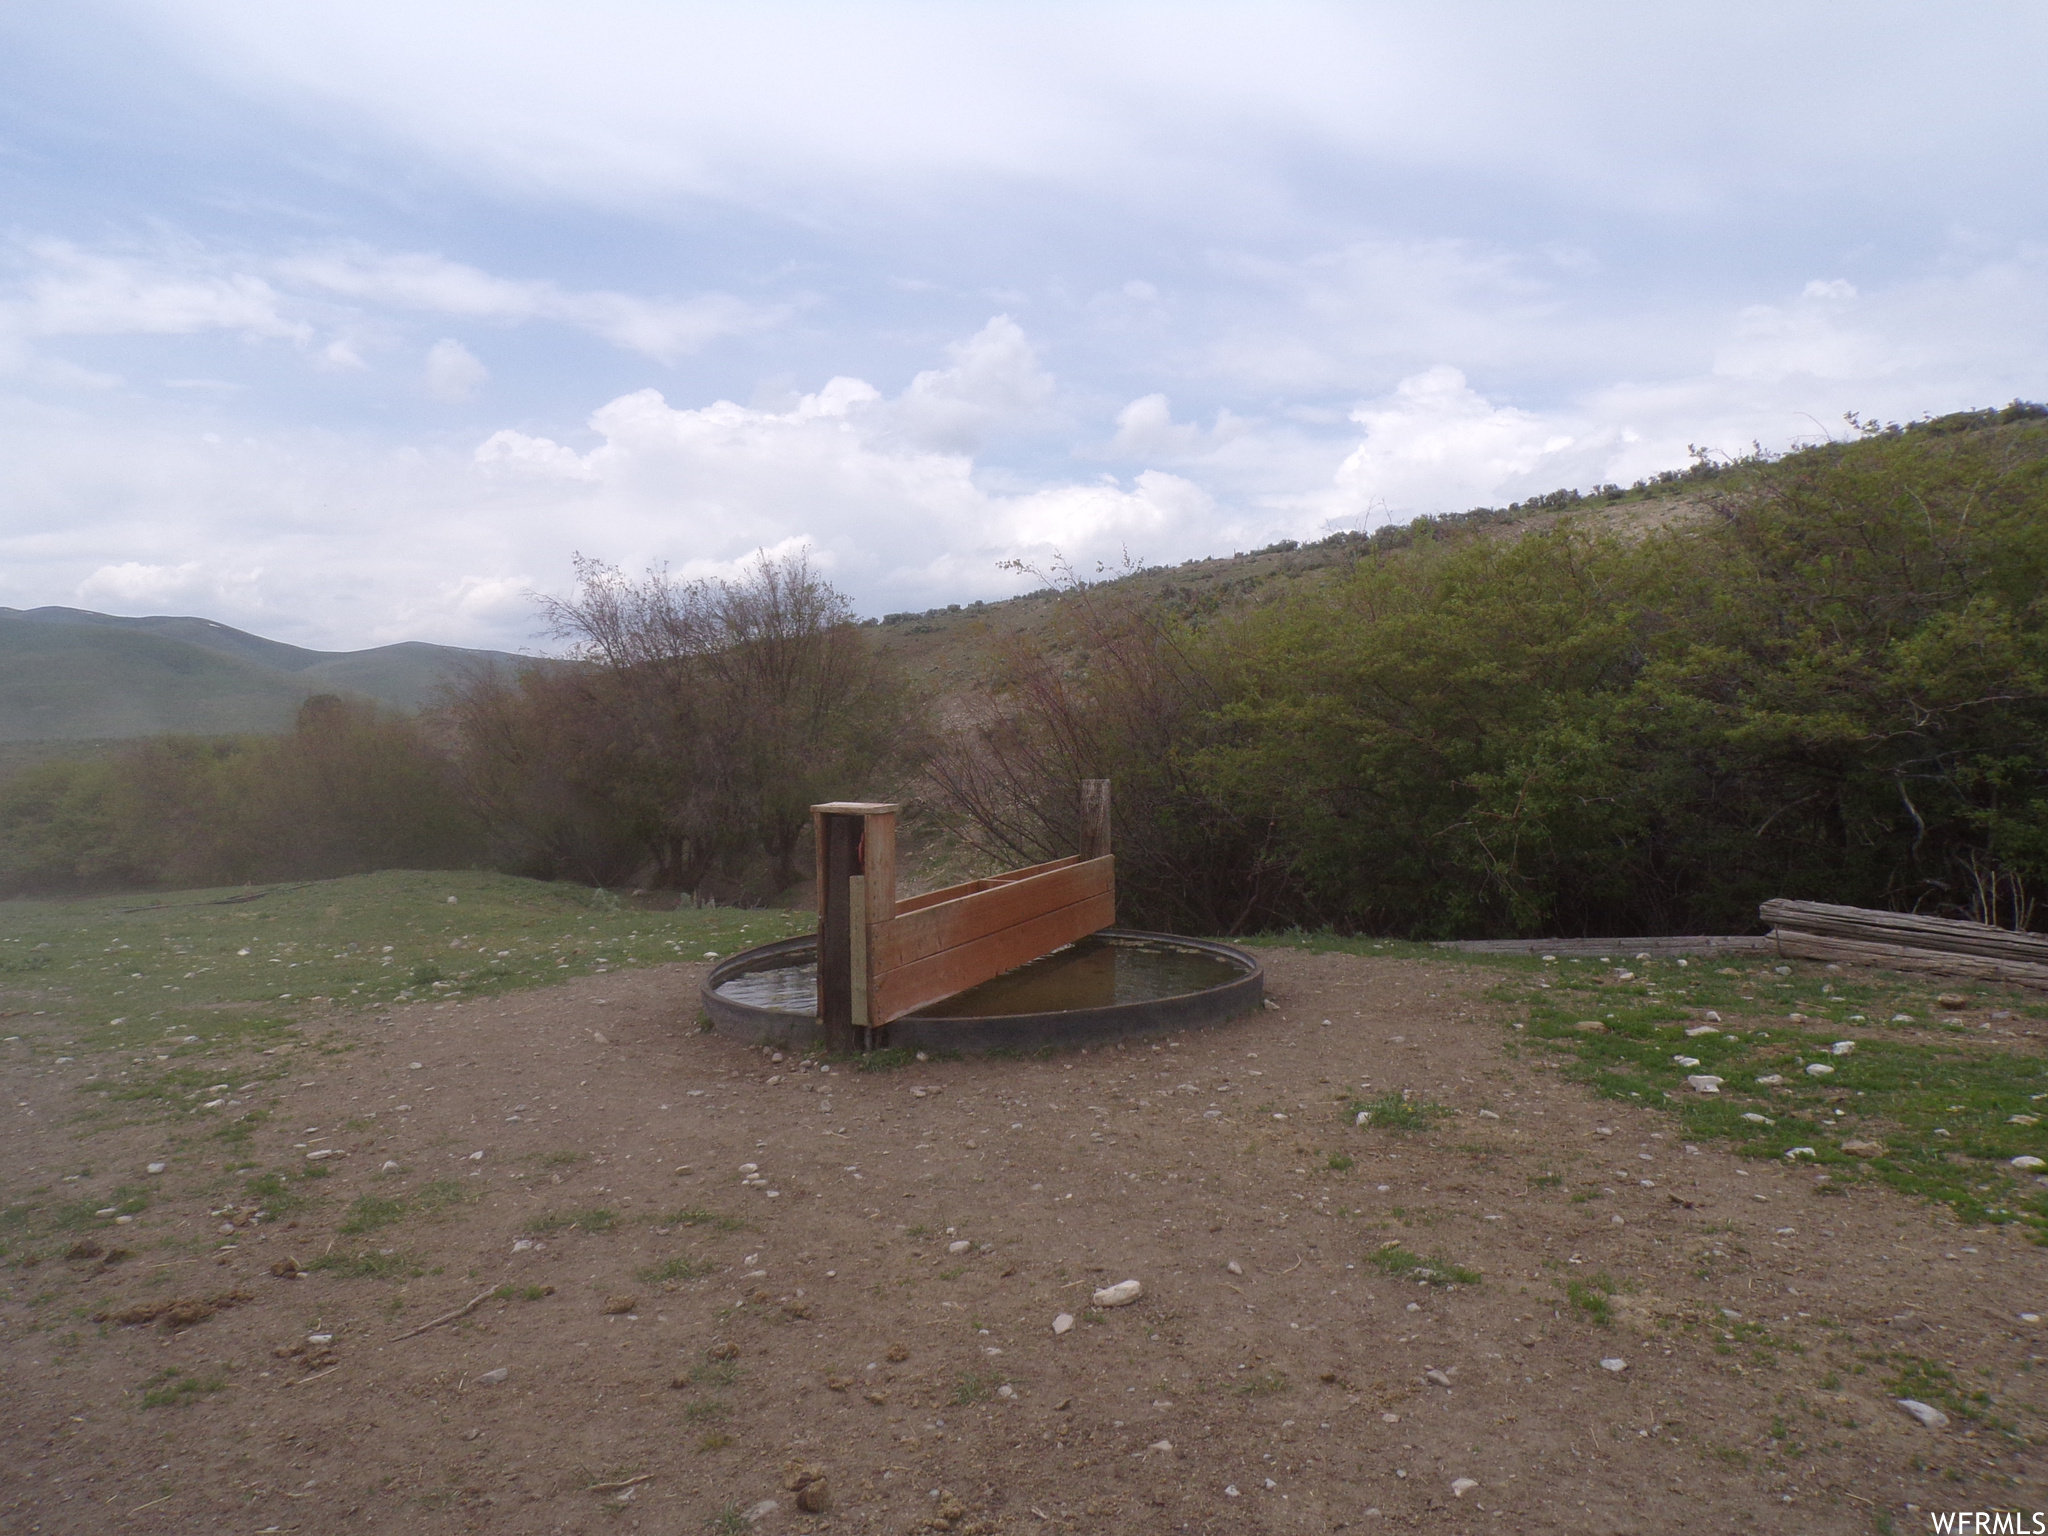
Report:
0,607,539,745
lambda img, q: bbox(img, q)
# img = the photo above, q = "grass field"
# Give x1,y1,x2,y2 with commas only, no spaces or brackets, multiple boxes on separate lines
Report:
0,867,812,1070
1247,931,2048,1242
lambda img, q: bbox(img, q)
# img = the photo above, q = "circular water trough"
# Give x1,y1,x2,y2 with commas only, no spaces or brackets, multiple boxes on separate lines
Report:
700,928,1264,1053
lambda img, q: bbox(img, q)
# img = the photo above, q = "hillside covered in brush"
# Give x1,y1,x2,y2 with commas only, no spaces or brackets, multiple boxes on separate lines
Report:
930,404,2048,938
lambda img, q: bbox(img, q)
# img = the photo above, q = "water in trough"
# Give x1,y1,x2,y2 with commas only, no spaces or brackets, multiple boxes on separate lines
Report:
713,931,1245,1019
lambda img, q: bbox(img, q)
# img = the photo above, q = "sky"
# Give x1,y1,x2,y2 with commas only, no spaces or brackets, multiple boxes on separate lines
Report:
1,3,2044,654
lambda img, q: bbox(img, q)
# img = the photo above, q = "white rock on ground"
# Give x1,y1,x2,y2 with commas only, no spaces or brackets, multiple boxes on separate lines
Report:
1600,1358,1627,1372
1093,1280,1142,1307
1452,1478,1478,1497
1052,1313,1074,1334
1897,1399,1949,1429
1686,1075,1723,1093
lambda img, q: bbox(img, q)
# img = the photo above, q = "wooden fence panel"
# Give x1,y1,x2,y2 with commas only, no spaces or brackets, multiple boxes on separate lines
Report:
874,889,1117,1023
870,857,1112,975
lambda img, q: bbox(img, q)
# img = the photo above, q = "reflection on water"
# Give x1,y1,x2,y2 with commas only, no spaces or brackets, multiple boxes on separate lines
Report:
714,957,820,1013
711,933,1246,1019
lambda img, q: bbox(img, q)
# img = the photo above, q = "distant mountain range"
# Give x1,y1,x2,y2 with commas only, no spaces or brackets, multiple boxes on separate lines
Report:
0,606,543,744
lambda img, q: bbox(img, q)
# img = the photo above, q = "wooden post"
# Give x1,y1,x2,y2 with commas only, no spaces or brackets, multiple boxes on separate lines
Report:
1080,779,1112,862
811,802,899,1052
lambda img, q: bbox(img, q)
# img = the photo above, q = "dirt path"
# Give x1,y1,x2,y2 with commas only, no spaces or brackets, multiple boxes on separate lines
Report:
3,950,2041,1534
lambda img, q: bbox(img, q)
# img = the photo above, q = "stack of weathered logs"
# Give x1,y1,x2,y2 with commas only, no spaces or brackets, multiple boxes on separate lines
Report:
1762,899,2048,990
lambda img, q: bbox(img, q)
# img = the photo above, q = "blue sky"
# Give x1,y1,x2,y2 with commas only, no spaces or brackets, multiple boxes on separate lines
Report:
2,2,2043,651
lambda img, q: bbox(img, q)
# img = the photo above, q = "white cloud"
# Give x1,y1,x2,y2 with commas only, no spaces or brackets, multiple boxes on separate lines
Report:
1312,366,1594,522
75,559,263,613
133,4,2048,241
1106,394,1252,461
276,244,781,362
10,240,307,343
423,338,488,401
881,316,1057,451
0,236,782,373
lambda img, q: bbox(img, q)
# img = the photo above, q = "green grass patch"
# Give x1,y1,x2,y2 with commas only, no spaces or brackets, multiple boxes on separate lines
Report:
1506,954,2048,1241
1884,1353,2015,1438
139,1368,227,1409
306,1248,423,1280
689,1359,741,1388
1232,1368,1290,1396
655,1206,745,1231
1366,1240,1480,1287
1564,1272,1621,1326
952,1369,1006,1405
684,1399,732,1421
413,1179,472,1215
637,1255,713,1284
836,1045,958,1072
338,1194,408,1235
524,1208,617,1235
241,1169,319,1218
2,1182,154,1241
1346,1091,1450,1131
1326,1153,1354,1171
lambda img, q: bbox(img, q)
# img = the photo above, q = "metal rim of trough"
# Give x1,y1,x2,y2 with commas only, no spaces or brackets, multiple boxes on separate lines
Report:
700,927,1266,1054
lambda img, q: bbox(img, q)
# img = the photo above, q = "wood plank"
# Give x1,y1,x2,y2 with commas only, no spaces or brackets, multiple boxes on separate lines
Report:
987,854,1082,885
870,857,1113,975
1761,898,2048,964
894,877,997,916
891,856,1081,915
860,812,897,924
849,875,869,1030
876,890,1117,1023
1769,929,2048,989
817,812,863,1052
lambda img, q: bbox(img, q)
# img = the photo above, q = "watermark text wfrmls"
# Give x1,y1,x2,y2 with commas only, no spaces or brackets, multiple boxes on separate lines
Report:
1927,1514,2047,1535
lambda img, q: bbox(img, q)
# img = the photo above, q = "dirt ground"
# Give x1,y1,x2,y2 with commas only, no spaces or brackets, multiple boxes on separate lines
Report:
3,948,2043,1535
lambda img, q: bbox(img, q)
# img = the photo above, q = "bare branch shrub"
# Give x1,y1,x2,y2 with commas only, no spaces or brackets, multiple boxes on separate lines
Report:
924,562,1296,934
451,548,920,897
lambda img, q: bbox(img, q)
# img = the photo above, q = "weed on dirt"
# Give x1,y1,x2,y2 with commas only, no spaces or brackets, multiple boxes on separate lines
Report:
1366,1240,1480,1288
